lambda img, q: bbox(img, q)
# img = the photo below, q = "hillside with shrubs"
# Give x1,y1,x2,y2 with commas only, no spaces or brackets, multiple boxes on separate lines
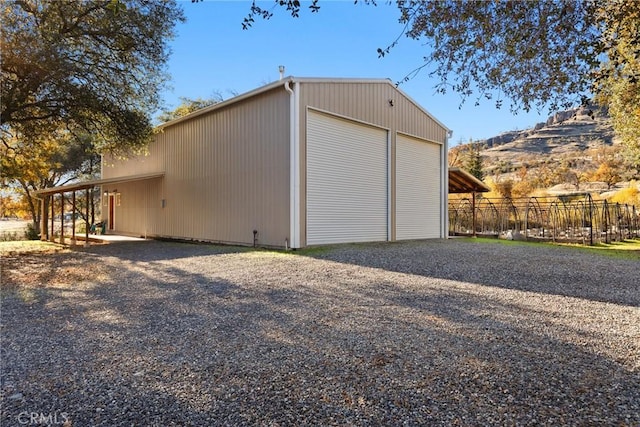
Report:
450,105,640,207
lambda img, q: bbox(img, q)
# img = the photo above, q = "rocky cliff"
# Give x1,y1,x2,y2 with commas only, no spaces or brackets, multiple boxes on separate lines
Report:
480,105,615,158
464,105,638,197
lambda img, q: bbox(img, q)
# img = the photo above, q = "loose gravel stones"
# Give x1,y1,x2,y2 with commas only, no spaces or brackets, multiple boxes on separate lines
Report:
1,239,638,426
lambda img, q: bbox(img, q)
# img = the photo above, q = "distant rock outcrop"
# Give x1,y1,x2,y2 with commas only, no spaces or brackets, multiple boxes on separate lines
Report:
481,105,610,149
484,131,520,148
464,104,627,197
477,105,615,158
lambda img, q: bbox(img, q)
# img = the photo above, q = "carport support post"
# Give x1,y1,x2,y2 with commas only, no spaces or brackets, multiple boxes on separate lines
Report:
84,188,90,247
71,191,76,246
40,196,48,241
50,194,55,242
60,193,65,245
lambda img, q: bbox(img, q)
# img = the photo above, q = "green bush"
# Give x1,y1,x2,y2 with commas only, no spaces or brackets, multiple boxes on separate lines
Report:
24,223,40,240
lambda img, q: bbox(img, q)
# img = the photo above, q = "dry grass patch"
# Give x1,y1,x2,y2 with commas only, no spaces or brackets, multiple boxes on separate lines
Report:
1,242,110,292
0,240,66,256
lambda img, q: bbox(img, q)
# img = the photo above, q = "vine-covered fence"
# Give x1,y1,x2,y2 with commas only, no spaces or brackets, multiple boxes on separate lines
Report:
449,195,639,245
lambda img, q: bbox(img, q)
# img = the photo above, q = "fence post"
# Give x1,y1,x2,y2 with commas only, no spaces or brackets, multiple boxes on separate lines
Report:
472,192,477,237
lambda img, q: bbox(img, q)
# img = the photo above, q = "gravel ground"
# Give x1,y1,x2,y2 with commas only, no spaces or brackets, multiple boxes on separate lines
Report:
1,239,639,426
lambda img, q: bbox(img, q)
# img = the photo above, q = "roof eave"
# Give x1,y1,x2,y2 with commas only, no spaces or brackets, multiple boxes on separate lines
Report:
157,77,294,131
157,76,451,135
34,172,165,197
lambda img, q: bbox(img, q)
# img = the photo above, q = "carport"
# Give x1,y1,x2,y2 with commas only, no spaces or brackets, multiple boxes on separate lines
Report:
34,172,163,245
448,167,490,237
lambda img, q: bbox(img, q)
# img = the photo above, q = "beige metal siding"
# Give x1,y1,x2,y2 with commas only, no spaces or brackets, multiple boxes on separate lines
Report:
103,179,162,237
103,88,290,247
306,111,388,245
396,134,442,239
101,79,448,248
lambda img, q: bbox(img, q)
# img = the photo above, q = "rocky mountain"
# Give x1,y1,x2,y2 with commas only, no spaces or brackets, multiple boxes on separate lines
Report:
480,105,616,165
461,105,638,198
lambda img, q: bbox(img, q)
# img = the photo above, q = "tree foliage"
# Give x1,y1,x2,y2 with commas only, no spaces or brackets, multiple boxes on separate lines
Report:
1,129,101,227
609,185,640,206
485,176,513,199
0,195,28,219
241,1,640,162
587,146,623,189
223,0,320,29
447,140,467,167
157,96,222,123
591,161,622,189
397,0,640,163
385,1,601,113
596,1,640,166
449,140,485,181
463,142,484,181
1,0,185,155
593,1,640,165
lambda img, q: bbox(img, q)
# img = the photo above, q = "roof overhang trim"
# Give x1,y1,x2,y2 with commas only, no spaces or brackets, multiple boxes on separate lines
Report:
34,172,165,196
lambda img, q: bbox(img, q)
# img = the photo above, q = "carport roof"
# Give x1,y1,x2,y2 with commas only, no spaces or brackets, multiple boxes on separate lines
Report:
449,167,490,193
34,172,164,196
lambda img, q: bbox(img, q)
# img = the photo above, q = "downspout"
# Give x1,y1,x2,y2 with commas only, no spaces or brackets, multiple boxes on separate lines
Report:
284,79,301,248
443,130,452,239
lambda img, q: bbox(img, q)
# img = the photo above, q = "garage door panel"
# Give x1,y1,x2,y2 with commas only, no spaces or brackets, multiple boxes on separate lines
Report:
396,134,441,240
307,111,388,245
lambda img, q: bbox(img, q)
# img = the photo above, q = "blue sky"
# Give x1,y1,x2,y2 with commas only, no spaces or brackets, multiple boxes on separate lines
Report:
162,1,551,143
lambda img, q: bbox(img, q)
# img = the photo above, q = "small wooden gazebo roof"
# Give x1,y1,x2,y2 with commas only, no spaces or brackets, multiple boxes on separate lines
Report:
448,167,490,194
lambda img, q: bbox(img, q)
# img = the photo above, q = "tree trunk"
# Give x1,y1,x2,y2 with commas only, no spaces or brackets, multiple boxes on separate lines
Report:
18,180,39,229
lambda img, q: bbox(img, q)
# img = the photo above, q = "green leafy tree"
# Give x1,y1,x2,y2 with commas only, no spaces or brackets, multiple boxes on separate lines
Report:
463,141,484,181
1,0,185,156
241,0,640,163
157,96,222,123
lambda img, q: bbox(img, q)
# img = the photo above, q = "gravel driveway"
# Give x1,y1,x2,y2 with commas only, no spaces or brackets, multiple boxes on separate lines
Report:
1,239,639,426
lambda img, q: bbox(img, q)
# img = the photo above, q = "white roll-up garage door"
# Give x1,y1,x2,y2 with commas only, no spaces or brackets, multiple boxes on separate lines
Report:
396,134,442,240
307,111,388,245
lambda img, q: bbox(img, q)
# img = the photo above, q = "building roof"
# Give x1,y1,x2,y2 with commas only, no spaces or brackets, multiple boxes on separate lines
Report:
158,76,451,134
448,167,490,193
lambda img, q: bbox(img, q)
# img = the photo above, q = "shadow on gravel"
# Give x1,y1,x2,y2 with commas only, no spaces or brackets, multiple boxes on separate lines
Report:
75,239,255,262
301,239,640,307
2,246,639,426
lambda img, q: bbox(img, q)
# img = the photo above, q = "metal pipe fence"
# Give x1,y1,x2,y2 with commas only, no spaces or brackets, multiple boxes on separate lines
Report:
449,195,639,244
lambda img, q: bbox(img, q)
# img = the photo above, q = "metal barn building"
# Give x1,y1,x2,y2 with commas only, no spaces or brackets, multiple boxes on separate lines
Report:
99,77,450,248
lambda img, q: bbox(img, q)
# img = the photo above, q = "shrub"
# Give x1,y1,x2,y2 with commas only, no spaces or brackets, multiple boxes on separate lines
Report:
0,231,19,242
608,185,640,206
24,223,40,240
